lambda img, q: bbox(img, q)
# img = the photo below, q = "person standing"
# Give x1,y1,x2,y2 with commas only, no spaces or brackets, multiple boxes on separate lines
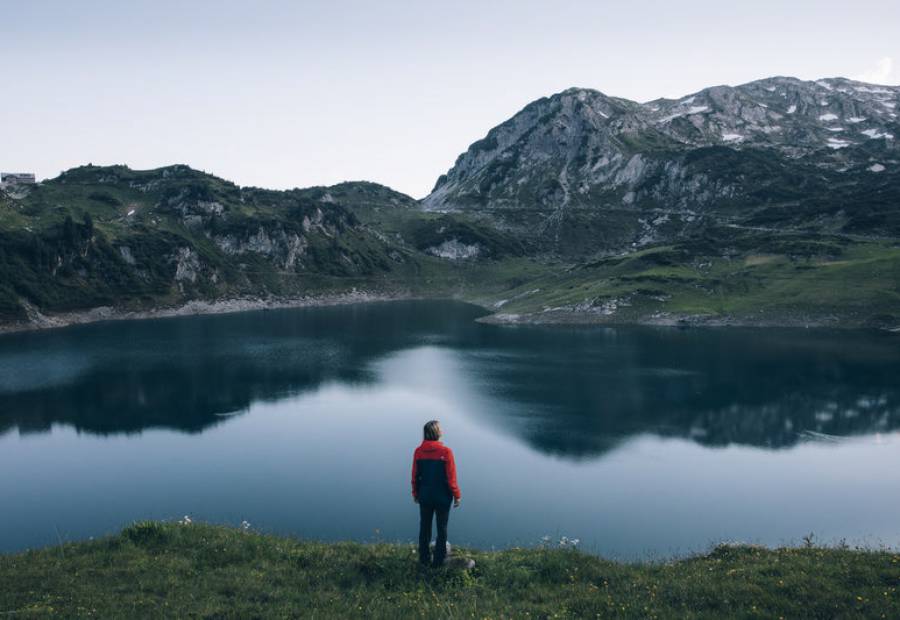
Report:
411,420,461,567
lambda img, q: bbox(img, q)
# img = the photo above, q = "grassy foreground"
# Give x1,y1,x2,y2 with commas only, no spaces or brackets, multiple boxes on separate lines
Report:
1,523,898,619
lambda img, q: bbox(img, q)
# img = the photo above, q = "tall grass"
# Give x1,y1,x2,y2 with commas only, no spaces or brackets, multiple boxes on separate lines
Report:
1,522,897,618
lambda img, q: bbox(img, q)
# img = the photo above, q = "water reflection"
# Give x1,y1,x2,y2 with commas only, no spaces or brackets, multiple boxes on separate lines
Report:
456,329,900,456
1,301,898,458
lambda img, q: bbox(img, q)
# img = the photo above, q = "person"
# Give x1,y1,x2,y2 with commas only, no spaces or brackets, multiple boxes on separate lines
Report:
411,420,461,567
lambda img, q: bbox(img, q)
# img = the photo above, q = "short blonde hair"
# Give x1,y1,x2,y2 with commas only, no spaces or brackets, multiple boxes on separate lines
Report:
423,420,441,441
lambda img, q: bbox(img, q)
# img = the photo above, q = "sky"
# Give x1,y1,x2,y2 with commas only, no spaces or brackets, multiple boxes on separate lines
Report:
2,0,899,198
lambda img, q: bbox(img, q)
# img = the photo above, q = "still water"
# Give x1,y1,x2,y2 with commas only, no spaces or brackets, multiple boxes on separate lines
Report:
1,301,899,558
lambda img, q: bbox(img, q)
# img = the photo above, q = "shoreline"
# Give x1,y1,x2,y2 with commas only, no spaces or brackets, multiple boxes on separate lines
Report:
0,290,416,336
479,308,900,331
2,293,898,335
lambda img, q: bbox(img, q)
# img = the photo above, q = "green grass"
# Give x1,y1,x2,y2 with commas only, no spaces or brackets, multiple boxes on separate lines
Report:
0,167,439,320
1,523,897,618
3,165,899,329
481,237,900,328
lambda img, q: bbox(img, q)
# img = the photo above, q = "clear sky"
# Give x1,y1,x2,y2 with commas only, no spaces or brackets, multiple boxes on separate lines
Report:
3,0,899,197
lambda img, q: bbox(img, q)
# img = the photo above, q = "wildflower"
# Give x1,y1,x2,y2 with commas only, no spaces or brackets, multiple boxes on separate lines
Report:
179,515,192,526
241,520,251,531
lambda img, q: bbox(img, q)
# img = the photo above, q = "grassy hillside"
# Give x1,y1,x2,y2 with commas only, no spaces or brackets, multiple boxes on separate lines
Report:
0,165,552,325
1,164,898,330
474,230,900,329
1,522,897,618
0,166,439,322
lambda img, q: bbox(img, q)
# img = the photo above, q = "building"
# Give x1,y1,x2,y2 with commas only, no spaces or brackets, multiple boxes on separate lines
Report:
0,172,36,188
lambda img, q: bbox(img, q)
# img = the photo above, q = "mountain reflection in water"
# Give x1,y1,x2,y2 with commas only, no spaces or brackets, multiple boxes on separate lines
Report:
1,300,898,459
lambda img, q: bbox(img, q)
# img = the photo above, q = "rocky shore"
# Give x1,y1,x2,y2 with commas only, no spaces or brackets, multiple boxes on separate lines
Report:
3,292,898,335
0,290,413,335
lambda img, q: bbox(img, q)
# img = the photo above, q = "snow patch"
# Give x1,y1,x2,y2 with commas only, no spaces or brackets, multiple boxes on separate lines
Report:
868,164,886,172
847,116,866,123
861,128,894,139
787,104,797,114
722,133,744,142
826,138,851,149
680,96,696,105
818,113,839,121
855,86,893,94
815,80,833,91
657,106,710,123
825,127,844,132
765,86,777,92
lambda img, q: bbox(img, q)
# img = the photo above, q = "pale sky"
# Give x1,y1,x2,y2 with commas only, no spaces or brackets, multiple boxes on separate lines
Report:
3,0,899,198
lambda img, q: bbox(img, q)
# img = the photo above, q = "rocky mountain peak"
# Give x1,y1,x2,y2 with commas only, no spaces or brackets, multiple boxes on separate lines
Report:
644,76,898,153
424,76,899,256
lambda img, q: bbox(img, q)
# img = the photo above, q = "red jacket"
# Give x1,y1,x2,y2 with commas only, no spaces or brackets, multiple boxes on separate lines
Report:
411,440,461,504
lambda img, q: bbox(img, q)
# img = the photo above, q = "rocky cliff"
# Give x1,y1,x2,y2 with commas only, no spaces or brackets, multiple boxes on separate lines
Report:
0,165,425,324
425,77,900,257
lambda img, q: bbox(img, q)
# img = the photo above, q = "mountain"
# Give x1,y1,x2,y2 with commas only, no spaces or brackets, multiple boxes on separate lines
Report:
424,77,900,257
1,76,899,330
0,165,431,324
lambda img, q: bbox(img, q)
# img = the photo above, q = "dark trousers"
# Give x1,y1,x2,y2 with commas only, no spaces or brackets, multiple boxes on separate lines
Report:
418,502,450,566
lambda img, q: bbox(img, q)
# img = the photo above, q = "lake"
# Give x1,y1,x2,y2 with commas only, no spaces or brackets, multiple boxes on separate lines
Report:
1,300,899,559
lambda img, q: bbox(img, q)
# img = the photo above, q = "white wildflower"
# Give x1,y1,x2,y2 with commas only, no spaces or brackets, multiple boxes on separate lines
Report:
557,535,580,548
